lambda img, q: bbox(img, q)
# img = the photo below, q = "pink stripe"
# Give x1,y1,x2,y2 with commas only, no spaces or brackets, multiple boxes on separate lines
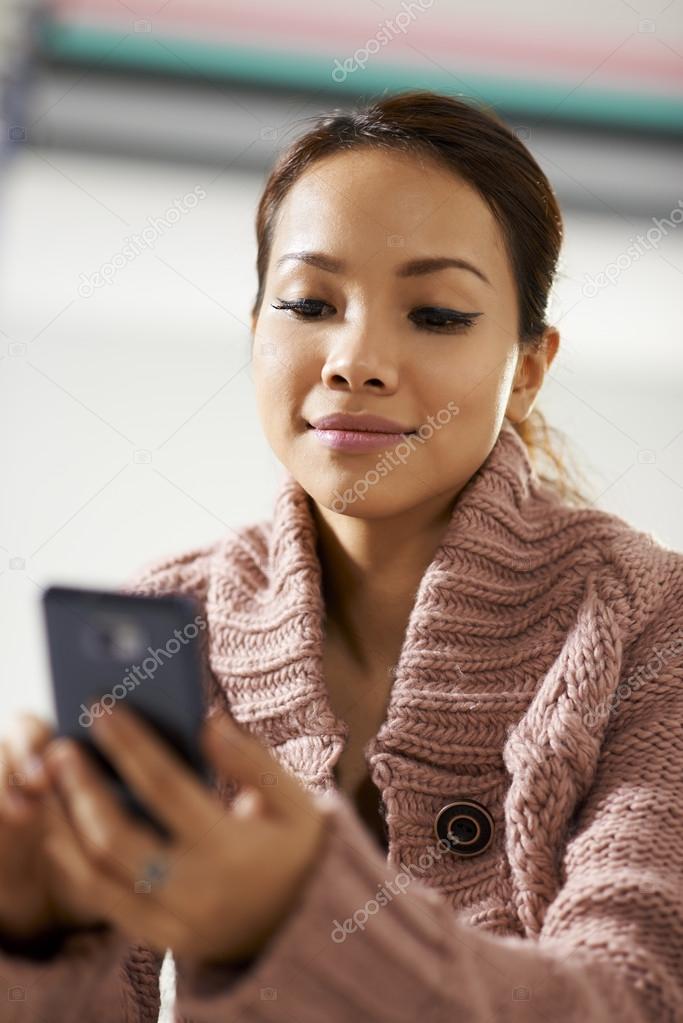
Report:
49,0,683,86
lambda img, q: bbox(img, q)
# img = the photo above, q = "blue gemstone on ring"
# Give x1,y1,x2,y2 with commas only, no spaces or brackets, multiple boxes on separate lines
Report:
142,856,169,883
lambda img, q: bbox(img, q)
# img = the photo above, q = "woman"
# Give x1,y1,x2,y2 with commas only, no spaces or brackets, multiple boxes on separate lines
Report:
1,90,681,1022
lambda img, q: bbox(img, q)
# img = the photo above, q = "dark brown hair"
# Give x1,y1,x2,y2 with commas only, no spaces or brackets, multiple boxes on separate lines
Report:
250,89,593,506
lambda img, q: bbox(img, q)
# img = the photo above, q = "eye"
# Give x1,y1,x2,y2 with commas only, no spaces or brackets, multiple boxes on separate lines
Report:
271,298,330,319
270,299,482,333
409,307,482,333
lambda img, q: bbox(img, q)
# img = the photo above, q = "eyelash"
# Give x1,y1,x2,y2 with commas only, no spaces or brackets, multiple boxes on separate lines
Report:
270,299,481,333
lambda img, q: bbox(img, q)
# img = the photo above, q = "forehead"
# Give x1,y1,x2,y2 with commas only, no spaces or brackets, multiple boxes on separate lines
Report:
270,147,508,273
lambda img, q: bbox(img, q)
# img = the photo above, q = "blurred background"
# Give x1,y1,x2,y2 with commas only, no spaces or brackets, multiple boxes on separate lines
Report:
0,2,681,1017
1,0,682,715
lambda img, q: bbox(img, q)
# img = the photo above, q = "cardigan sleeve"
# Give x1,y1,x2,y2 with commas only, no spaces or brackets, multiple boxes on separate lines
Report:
0,925,157,1022
172,668,683,1022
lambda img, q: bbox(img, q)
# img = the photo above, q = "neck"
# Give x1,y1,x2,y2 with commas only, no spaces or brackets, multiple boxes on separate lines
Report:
310,489,459,670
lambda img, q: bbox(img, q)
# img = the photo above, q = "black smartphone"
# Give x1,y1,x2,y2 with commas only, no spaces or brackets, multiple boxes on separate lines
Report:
41,583,214,841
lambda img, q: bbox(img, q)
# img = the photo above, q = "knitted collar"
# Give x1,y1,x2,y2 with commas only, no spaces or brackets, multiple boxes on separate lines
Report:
215,417,586,738
209,417,640,935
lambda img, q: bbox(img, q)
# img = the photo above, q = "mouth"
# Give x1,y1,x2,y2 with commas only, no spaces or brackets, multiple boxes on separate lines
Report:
305,422,418,454
305,423,417,435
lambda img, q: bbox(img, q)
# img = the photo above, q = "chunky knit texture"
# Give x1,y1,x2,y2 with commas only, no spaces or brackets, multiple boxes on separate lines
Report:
2,419,682,1022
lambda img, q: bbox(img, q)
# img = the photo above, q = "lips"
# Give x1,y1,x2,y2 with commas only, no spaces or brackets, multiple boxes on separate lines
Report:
308,413,416,434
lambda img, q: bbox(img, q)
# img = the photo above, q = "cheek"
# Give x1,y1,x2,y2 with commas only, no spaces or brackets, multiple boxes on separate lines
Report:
443,340,517,416
411,343,516,476
252,333,313,439
258,354,306,398
414,343,491,419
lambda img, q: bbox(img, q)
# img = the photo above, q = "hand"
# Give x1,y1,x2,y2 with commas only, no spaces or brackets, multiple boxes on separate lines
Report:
0,713,106,941
42,703,328,965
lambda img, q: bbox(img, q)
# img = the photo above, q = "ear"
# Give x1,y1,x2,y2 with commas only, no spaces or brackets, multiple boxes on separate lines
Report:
506,327,560,424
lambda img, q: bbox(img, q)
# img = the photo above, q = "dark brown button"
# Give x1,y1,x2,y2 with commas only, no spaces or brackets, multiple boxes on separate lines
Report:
434,799,494,857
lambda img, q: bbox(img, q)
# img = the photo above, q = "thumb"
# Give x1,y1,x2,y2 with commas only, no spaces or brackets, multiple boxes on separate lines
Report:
201,711,301,816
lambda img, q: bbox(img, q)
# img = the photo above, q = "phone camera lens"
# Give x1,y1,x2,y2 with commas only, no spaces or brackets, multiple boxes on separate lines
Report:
81,613,147,662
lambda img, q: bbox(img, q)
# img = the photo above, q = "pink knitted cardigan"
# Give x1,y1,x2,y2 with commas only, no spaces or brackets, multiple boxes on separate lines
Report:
2,419,683,1022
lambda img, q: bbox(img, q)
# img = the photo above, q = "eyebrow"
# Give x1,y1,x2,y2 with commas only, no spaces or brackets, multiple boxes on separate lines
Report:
275,250,492,287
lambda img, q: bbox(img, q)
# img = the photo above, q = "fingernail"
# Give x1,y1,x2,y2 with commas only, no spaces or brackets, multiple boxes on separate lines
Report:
25,754,46,783
50,741,76,773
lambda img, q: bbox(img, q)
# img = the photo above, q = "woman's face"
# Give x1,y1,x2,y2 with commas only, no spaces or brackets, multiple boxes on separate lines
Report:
251,147,553,518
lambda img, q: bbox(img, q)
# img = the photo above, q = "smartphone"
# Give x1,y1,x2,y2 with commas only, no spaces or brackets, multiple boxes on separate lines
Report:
41,583,214,841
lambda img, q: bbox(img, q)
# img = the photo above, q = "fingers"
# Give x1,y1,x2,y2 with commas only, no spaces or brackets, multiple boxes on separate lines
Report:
4,712,54,759
87,705,212,840
42,738,190,952
42,782,76,840
0,713,54,824
4,713,53,784
45,738,172,891
0,740,29,823
43,814,178,951
201,711,305,820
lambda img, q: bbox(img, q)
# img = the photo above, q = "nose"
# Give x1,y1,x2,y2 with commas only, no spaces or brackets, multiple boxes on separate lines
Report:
320,328,399,394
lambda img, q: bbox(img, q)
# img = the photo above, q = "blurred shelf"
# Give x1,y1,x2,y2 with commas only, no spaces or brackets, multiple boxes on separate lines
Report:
16,65,683,220
40,19,683,135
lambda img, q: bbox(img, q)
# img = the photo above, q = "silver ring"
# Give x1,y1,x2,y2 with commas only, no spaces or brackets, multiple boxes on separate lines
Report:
139,852,170,887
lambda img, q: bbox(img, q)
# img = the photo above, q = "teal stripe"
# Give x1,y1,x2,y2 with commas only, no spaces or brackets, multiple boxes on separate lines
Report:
41,22,683,132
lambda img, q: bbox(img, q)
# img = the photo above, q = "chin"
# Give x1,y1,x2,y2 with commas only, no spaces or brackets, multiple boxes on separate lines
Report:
301,472,420,519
